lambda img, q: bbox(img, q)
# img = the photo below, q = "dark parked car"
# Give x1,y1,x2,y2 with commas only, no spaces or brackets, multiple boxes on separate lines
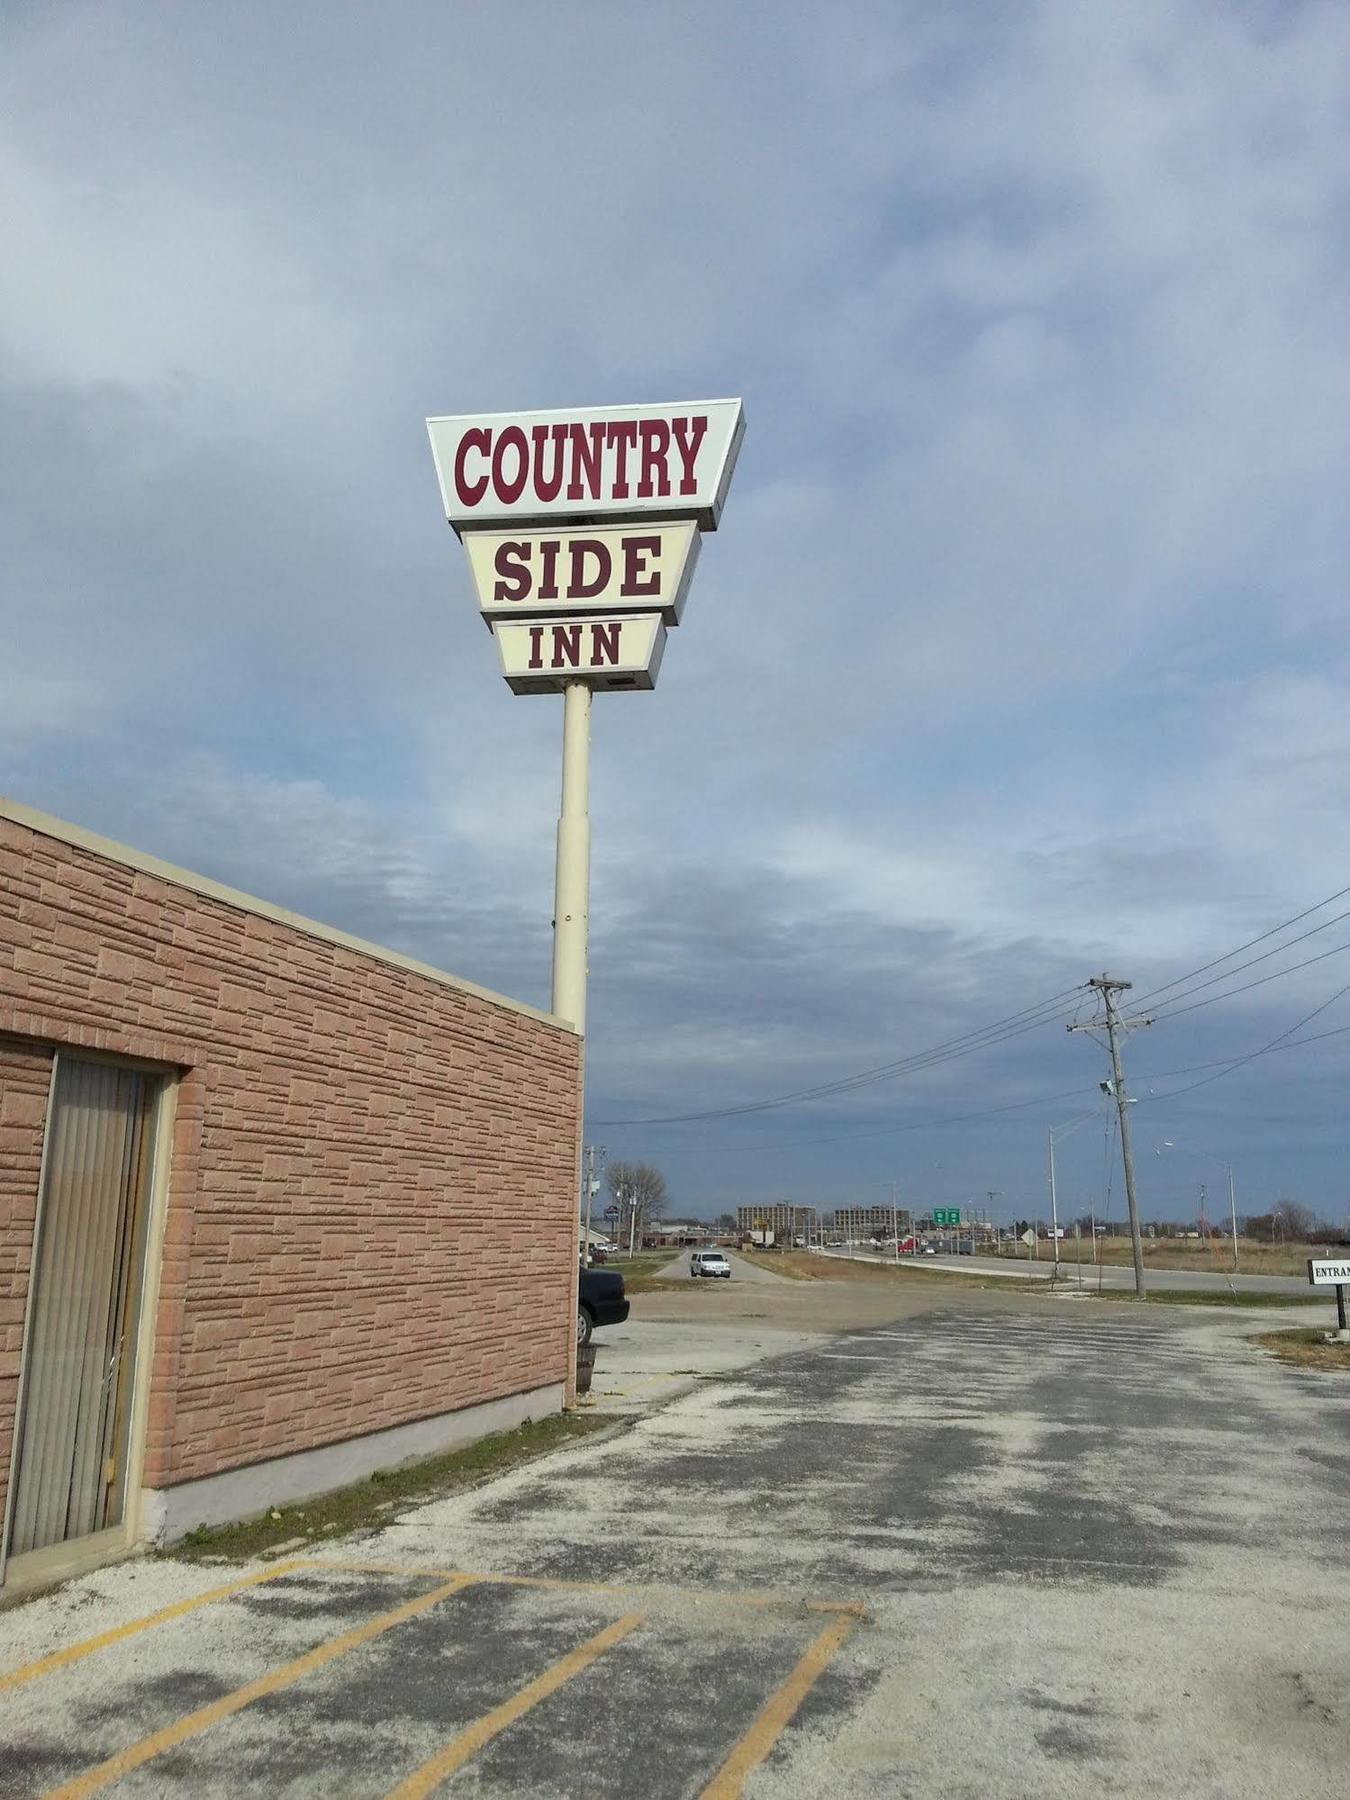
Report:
578,1263,629,1345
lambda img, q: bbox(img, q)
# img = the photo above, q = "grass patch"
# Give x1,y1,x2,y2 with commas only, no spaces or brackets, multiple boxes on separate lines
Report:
776,1250,1052,1293
1250,1328,1350,1371
1053,1238,1334,1279
167,1412,611,1565
1077,1286,1328,1308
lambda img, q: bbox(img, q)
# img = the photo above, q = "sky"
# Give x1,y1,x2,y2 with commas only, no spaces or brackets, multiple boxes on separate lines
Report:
3,1,1349,1228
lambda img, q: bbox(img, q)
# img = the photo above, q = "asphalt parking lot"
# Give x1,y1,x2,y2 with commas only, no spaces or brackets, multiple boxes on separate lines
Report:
2,1292,1347,1797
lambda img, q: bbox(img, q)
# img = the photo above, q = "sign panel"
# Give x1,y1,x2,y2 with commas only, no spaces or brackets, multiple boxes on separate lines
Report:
932,1208,961,1227
1308,1258,1350,1285
427,399,745,534
463,522,700,627
493,613,666,695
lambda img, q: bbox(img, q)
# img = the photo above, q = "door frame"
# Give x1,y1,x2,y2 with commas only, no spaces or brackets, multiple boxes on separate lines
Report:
0,1050,178,1592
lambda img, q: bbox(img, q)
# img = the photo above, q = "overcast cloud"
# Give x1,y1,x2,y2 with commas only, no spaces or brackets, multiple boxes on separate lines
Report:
3,1,1348,1225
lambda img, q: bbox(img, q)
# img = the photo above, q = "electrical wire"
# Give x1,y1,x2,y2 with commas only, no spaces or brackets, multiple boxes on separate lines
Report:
1150,936,1350,1022
1134,881,1350,1008
1140,906,1350,1019
1138,1019,1350,1084
656,1082,1101,1158
591,984,1088,1126
1144,981,1350,1101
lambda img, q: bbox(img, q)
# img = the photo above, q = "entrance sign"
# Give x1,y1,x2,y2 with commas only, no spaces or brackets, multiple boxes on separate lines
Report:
494,614,665,695
464,522,700,626
1309,1257,1350,1337
427,399,745,533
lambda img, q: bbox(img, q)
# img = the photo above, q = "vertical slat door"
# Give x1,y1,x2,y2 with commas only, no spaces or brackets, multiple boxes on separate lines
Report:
7,1057,156,1558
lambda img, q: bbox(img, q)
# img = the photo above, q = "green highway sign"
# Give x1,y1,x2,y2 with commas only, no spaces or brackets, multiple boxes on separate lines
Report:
932,1208,961,1227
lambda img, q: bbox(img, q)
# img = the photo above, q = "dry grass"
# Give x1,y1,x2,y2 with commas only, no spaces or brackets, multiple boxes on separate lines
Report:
169,1413,611,1563
1039,1237,1326,1278
774,1250,1045,1293
1249,1328,1350,1372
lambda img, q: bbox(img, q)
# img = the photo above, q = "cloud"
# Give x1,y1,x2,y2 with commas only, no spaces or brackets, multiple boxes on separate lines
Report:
2,1,1348,1216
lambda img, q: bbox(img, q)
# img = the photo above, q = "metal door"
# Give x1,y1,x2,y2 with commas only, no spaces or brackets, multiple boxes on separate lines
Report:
7,1056,157,1557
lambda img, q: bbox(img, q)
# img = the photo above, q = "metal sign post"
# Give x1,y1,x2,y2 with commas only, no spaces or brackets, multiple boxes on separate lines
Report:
552,680,591,1032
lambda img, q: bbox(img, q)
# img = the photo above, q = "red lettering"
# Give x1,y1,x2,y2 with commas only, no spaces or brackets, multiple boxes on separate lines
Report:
567,539,611,599
527,624,544,670
551,623,582,668
492,540,531,603
453,427,490,506
637,420,671,499
491,426,528,503
672,415,708,495
590,621,622,665
538,539,561,600
621,534,660,598
531,423,567,501
606,420,639,497
567,422,605,500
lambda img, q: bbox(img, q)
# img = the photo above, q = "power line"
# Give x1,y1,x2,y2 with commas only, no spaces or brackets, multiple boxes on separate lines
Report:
664,1083,1100,1157
1140,1019,1350,1082
1151,936,1350,1022
1145,981,1350,1100
592,984,1087,1126
1142,906,1350,1018
1134,881,1350,1008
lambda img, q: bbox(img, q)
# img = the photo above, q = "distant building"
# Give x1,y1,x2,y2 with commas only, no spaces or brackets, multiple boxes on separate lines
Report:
831,1204,904,1240
735,1203,817,1243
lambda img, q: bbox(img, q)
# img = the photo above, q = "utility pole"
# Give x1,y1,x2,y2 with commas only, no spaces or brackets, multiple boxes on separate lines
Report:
582,1144,603,1266
891,1182,900,1264
1069,975,1151,1299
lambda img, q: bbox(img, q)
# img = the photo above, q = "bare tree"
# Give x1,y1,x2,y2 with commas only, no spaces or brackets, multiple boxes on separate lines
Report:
606,1162,668,1249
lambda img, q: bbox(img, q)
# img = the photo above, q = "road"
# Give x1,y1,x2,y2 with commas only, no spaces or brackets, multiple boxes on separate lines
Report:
833,1247,1317,1296
657,1248,792,1284
2,1295,1346,1796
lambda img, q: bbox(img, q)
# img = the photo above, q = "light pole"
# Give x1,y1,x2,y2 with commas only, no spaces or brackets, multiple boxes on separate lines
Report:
1048,1115,1097,1268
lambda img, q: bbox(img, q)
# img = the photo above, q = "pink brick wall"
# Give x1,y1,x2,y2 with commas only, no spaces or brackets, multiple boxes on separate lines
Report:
0,811,581,1507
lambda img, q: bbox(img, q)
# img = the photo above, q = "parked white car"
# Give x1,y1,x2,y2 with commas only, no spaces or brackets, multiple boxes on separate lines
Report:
690,1249,732,1279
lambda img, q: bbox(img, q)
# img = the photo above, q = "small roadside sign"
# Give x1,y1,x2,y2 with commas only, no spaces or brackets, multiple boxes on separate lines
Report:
1021,1229,1036,1247
1308,1256,1350,1337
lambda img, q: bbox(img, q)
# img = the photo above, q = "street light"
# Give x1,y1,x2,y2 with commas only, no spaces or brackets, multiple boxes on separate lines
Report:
1047,1114,1098,1267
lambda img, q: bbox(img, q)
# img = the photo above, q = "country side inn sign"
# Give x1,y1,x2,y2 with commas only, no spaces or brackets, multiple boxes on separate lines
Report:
427,399,744,692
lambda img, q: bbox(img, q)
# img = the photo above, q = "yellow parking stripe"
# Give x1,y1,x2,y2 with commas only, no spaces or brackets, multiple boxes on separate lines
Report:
383,1611,645,1799
40,1576,473,1800
699,1611,858,1798
0,1560,312,1695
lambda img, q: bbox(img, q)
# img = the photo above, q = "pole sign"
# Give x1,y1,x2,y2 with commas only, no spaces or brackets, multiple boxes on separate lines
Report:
493,613,665,694
427,400,744,534
463,522,700,626
429,398,743,699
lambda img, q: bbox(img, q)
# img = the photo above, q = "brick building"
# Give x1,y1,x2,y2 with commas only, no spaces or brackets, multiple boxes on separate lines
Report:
0,800,581,1592
831,1204,904,1240
735,1203,816,1243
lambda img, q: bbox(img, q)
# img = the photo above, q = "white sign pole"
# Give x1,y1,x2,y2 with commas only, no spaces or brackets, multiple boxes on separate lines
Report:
552,680,592,1033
